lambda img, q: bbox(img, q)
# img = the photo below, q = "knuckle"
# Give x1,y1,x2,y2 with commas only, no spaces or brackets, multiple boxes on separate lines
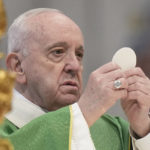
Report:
90,72,98,81
111,62,119,69
136,67,143,74
127,77,131,84
115,70,124,78
90,71,96,77
121,78,126,83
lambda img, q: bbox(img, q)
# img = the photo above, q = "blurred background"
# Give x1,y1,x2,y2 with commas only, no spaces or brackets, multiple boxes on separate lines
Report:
1,0,150,119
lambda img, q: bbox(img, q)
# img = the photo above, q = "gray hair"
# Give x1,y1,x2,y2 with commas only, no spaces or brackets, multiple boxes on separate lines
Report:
7,8,63,56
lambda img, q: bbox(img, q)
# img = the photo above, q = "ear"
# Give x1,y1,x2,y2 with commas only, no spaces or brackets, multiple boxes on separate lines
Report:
6,53,26,84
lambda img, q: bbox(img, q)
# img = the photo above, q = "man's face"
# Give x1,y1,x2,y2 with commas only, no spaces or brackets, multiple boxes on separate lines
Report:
21,13,84,111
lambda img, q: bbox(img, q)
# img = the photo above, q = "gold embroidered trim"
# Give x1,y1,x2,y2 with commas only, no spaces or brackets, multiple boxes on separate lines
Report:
69,105,73,150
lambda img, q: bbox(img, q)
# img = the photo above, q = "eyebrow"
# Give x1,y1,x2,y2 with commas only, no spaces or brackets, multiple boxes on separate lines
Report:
77,45,84,52
46,41,84,52
46,42,68,50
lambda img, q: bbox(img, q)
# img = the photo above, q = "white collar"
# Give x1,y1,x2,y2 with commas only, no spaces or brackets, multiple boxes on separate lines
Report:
5,90,45,128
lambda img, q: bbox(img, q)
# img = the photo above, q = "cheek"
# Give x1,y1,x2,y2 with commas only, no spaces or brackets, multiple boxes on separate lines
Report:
80,66,83,79
78,67,83,89
30,72,57,99
24,55,65,89
34,64,63,89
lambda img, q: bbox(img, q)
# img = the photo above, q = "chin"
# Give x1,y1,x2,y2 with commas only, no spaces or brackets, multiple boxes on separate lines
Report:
61,94,79,106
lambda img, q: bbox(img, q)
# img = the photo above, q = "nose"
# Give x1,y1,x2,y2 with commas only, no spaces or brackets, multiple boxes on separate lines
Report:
64,54,81,76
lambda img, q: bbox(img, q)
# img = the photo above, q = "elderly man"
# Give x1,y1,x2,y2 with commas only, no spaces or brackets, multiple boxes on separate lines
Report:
0,8,150,150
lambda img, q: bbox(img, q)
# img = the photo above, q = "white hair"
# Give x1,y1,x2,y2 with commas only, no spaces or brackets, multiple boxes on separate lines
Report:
7,8,63,56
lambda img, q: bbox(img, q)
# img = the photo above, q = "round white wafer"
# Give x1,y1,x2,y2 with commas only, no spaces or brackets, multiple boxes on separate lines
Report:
112,47,136,71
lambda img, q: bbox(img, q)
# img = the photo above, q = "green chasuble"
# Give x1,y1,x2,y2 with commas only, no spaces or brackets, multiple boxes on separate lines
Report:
0,106,131,150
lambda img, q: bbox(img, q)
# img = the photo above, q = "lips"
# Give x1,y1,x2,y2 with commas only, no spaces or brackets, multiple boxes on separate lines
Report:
62,81,79,88
60,80,80,96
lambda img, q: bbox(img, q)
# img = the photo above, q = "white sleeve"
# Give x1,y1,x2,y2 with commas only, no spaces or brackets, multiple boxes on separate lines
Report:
130,130,150,150
71,103,96,150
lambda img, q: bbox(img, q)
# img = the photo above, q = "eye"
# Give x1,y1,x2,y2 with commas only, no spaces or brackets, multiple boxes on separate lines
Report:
51,49,65,57
47,48,66,62
76,51,84,60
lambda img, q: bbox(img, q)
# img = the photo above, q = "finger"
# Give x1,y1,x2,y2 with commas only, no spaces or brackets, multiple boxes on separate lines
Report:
127,76,150,86
128,82,150,95
101,69,125,82
127,75,145,85
115,89,128,100
124,67,147,78
97,62,120,74
127,91,150,106
121,98,137,112
108,78,128,90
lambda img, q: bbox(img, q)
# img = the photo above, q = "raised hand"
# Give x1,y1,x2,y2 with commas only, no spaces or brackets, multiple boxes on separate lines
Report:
78,62,128,126
121,67,150,137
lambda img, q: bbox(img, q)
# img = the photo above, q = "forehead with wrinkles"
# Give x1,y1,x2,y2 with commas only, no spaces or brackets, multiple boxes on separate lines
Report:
25,12,82,46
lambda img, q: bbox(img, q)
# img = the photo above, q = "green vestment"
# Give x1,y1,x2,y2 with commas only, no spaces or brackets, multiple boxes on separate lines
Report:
0,106,131,150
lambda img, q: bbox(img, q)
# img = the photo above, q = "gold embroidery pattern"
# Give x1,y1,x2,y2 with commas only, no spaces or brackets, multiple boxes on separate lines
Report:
0,0,7,39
